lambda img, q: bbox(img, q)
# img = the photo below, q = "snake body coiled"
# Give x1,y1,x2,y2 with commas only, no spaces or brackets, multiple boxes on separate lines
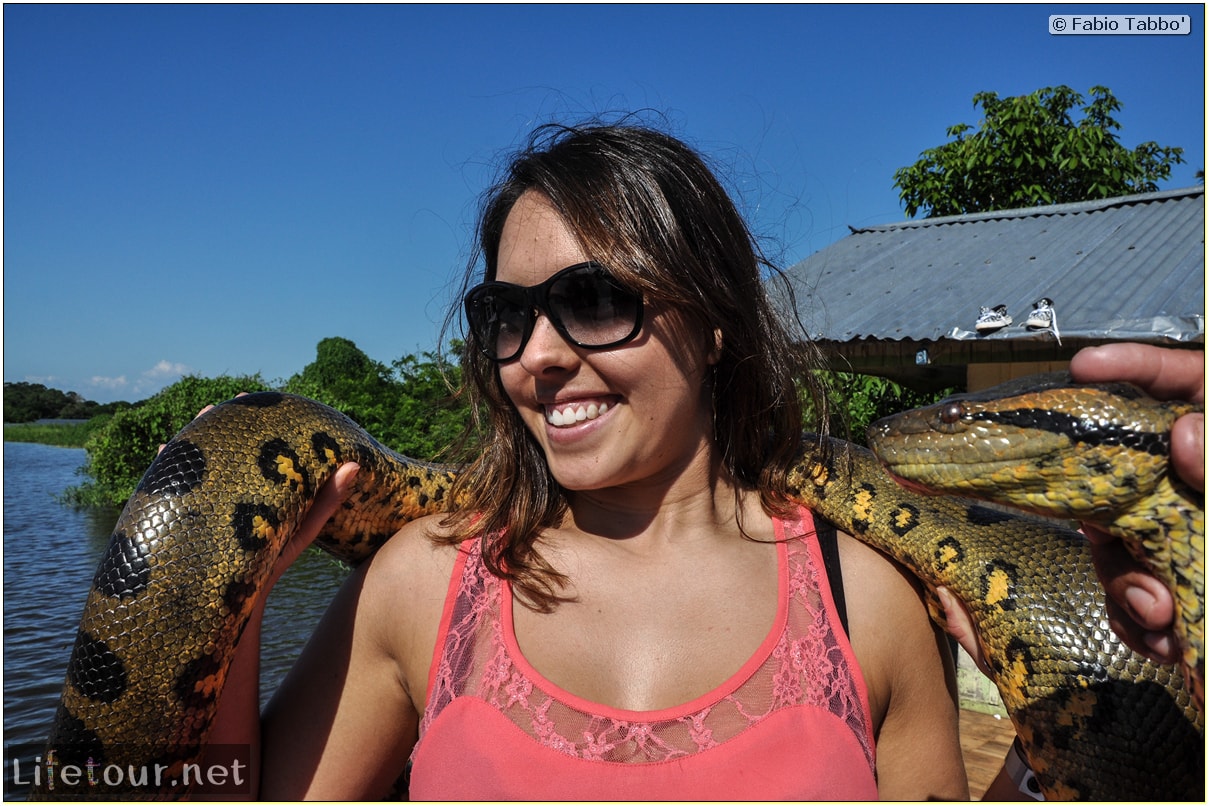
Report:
37,384,1204,799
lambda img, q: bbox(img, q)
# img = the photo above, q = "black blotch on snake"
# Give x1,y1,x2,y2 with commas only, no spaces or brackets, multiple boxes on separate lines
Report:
93,529,152,598
137,439,206,497
67,632,128,704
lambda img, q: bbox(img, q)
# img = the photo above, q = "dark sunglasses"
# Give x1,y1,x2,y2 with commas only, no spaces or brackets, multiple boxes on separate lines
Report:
464,261,644,362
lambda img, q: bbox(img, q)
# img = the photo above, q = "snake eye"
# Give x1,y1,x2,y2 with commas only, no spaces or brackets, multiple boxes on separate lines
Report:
939,402,965,425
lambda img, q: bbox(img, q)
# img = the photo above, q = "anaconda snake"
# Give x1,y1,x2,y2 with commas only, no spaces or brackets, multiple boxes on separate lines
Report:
867,372,1204,712
37,379,1204,799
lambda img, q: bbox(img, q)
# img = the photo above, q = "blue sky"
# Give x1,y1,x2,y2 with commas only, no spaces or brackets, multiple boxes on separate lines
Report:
4,4,1204,403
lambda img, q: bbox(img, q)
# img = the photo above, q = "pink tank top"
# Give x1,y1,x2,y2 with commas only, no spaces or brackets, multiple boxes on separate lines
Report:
409,506,877,800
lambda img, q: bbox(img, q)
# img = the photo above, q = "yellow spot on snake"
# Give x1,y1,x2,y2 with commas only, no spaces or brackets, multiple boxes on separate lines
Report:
1056,690,1096,725
854,487,874,522
275,455,304,488
252,515,274,540
1000,653,1031,712
191,670,225,700
987,568,1011,606
939,543,959,565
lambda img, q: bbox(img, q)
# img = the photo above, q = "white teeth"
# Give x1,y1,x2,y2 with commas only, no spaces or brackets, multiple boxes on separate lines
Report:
546,402,608,427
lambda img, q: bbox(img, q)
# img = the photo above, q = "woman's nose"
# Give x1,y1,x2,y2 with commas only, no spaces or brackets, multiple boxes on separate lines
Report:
518,312,578,374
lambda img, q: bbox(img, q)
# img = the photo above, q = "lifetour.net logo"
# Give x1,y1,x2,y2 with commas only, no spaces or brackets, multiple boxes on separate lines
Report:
3,743,251,798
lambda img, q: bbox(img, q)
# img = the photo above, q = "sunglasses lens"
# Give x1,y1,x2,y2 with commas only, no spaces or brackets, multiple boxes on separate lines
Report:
466,288,529,361
549,268,641,347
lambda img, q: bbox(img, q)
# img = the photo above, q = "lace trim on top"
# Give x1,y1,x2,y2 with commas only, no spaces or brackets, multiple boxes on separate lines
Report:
417,507,874,770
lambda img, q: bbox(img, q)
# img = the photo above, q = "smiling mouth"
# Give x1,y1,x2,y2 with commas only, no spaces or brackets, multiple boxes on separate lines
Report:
544,401,610,427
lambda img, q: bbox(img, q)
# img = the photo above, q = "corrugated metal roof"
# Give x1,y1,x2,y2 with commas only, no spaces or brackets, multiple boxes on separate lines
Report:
785,186,1205,347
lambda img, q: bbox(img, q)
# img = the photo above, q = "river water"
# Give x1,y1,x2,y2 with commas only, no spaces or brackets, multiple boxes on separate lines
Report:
2,441,349,797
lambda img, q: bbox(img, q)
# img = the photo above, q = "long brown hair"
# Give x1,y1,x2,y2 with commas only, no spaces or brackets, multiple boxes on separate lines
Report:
439,121,831,610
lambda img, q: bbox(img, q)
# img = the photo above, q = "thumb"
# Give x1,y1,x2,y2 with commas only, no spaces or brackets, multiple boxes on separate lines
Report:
274,462,362,576
937,586,990,675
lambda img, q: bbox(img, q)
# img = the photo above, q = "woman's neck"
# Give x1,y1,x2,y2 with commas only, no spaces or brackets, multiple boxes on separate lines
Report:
559,443,770,551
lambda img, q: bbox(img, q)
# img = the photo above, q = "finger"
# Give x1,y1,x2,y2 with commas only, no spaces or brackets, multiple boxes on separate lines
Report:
317,461,362,510
276,462,361,570
1070,344,1204,403
1101,593,1176,663
1084,527,1180,664
1171,413,1205,492
937,586,989,674
297,462,361,545
1084,524,1174,629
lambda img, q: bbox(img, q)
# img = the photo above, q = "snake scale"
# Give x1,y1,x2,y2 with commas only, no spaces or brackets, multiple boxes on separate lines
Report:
36,379,1204,799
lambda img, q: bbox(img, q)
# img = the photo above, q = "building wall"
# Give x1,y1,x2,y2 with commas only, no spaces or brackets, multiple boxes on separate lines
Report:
966,360,1070,392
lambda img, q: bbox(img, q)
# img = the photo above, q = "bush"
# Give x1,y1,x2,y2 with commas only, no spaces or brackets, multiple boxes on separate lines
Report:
67,374,270,508
814,371,956,446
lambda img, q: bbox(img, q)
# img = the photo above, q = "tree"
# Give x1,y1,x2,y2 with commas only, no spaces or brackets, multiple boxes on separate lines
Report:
2,381,123,422
388,343,477,461
282,336,396,432
4,381,73,422
893,85,1186,218
283,337,474,461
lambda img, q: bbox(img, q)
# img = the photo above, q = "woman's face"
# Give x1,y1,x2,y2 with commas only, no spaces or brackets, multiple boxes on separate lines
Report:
493,191,719,495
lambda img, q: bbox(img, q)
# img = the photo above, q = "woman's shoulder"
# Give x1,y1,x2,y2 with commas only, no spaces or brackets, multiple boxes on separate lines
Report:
350,514,470,709
832,529,944,721
833,530,922,596
360,513,466,605
833,528,935,636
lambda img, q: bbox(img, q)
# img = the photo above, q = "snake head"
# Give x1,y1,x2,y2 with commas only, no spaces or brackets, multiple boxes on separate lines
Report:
866,373,1190,523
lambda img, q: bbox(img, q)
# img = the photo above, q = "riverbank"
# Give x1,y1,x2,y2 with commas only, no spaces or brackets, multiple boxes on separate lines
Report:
3,419,100,448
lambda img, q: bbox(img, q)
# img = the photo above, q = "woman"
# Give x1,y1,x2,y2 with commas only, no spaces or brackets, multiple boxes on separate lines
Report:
209,122,970,799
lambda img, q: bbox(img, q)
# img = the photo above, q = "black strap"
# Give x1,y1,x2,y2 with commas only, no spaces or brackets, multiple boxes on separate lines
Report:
815,518,849,638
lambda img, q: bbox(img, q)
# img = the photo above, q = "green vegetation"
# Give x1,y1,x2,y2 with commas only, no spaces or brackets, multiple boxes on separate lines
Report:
4,381,130,423
893,85,1186,218
281,337,472,463
63,339,471,510
4,418,108,448
814,372,954,447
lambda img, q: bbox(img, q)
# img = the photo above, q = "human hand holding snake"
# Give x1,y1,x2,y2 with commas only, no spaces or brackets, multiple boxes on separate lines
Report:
163,398,364,594
1071,344,1204,667
157,401,366,794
